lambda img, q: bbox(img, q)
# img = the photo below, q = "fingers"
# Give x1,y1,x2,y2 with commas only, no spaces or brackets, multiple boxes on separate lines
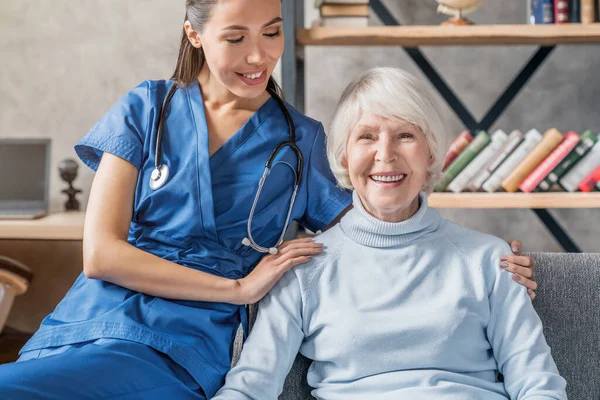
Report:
277,238,316,252
277,240,323,257
501,254,535,269
510,273,538,291
281,255,312,272
508,240,522,255
500,260,534,279
527,288,536,301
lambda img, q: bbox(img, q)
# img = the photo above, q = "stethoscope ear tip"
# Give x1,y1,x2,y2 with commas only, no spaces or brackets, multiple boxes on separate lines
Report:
269,248,278,255
242,237,251,246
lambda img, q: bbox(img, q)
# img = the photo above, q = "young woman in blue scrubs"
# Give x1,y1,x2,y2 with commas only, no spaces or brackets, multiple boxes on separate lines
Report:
0,1,537,398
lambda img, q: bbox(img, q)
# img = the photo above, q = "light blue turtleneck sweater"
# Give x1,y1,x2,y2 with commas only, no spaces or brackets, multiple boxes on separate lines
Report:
213,192,567,400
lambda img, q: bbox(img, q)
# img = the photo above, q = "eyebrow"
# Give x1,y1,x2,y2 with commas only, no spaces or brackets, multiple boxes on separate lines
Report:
223,17,283,31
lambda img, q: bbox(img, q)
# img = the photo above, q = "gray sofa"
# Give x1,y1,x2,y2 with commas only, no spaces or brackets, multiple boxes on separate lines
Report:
233,252,600,400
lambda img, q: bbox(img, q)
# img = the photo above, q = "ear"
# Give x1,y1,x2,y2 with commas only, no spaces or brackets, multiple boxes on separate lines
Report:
341,157,348,169
184,21,202,49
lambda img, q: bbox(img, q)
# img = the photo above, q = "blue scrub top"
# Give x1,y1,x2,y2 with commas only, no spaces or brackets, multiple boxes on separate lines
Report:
20,80,351,397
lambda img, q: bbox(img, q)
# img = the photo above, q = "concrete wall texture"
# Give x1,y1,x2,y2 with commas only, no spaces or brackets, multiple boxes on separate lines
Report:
1,1,598,252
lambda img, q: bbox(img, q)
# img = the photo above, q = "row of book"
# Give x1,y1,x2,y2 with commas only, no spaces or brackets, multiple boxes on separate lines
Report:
528,0,600,24
315,0,369,28
435,129,600,193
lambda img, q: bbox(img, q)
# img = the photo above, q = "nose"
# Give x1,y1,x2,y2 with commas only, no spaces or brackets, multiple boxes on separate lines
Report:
246,41,266,66
375,137,397,163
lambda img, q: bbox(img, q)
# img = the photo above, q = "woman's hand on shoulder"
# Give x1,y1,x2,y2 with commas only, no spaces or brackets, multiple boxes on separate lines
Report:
236,238,323,304
500,240,537,300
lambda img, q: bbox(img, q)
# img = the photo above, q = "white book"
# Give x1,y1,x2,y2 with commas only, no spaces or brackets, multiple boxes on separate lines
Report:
468,130,524,191
482,129,543,193
318,17,369,27
448,130,508,193
559,137,600,192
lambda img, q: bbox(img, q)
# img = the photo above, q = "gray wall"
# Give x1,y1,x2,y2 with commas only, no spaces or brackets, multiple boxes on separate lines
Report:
1,1,598,252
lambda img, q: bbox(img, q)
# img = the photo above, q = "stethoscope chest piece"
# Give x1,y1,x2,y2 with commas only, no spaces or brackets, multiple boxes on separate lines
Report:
149,164,169,190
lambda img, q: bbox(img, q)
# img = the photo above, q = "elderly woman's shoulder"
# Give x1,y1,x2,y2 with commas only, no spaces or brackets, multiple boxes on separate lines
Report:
437,218,512,260
291,225,349,277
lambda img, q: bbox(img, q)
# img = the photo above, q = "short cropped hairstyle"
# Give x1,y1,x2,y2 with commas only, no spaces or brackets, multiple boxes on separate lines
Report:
326,67,446,194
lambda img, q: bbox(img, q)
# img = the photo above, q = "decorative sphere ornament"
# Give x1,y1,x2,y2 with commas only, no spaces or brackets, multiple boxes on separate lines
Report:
436,0,486,25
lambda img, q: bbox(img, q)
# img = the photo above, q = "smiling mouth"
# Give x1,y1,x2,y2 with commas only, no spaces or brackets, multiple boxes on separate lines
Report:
370,174,406,183
238,70,265,80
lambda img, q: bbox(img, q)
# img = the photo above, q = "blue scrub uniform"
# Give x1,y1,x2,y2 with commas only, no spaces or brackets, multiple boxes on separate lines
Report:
0,80,351,399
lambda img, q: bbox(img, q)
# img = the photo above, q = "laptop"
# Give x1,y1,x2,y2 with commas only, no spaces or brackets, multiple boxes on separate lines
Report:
0,139,51,219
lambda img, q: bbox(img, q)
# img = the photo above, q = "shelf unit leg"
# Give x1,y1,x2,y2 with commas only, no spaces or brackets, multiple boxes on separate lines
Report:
533,209,582,253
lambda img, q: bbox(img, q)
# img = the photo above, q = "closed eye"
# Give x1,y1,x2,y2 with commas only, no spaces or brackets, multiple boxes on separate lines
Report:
226,36,244,44
264,29,281,38
400,133,414,139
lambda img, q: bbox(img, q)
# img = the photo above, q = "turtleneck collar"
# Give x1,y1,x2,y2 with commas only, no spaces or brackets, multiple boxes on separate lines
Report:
340,191,441,248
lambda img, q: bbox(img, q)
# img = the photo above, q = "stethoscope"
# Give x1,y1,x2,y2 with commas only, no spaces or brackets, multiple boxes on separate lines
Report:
149,84,303,255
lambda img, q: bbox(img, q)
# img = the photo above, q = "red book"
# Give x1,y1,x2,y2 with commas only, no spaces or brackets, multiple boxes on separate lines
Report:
554,0,570,23
443,131,473,171
519,131,580,193
578,165,600,192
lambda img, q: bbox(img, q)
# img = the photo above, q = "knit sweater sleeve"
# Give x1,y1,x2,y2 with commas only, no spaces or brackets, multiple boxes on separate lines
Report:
484,243,567,399
212,270,305,400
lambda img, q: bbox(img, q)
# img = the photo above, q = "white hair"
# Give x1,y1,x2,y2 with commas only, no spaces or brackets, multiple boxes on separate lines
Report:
326,67,446,194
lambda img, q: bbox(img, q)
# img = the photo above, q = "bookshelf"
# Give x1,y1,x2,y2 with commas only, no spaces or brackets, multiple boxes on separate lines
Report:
428,193,600,209
282,1,600,252
297,24,600,46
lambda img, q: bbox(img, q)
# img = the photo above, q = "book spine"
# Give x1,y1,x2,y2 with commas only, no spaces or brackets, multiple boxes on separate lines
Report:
469,130,525,190
569,0,582,21
448,130,508,193
443,131,473,171
519,131,580,193
582,0,595,22
537,130,598,191
482,129,543,193
435,131,491,192
560,138,600,191
532,0,555,23
578,165,600,192
554,0,570,22
501,128,564,192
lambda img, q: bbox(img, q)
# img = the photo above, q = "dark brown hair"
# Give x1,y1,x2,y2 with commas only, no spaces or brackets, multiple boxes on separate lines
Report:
171,0,282,97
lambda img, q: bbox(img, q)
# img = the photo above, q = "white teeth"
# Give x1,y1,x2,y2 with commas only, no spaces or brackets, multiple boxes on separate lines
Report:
243,71,264,79
371,175,405,182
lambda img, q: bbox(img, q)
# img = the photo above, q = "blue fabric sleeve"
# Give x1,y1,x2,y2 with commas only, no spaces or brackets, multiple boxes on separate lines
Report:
299,124,352,232
212,270,305,399
485,243,567,399
74,81,152,171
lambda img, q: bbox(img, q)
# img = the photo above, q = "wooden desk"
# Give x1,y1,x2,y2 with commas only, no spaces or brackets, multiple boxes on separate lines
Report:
0,212,85,240
0,212,85,333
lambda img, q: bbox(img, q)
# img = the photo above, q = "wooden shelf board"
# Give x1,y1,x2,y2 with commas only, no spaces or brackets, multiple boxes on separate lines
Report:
297,24,600,46
429,192,600,209
0,212,85,240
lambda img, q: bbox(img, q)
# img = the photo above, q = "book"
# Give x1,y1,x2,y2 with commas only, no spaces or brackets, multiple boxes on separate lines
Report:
554,0,570,22
519,131,580,193
316,17,369,27
560,137,600,191
320,4,369,17
537,130,598,191
482,129,543,193
435,131,491,192
317,0,369,4
531,0,555,23
502,128,564,192
448,130,508,193
468,130,525,191
578,165,600,192
569,0,581,21
581,0,596,22
443,131,473,171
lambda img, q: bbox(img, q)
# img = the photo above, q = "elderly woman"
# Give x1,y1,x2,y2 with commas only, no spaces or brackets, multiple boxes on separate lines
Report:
212,68,566,399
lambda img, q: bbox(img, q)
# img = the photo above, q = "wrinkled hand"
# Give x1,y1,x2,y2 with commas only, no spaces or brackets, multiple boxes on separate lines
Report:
501,240,537,300
236,238,323,304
